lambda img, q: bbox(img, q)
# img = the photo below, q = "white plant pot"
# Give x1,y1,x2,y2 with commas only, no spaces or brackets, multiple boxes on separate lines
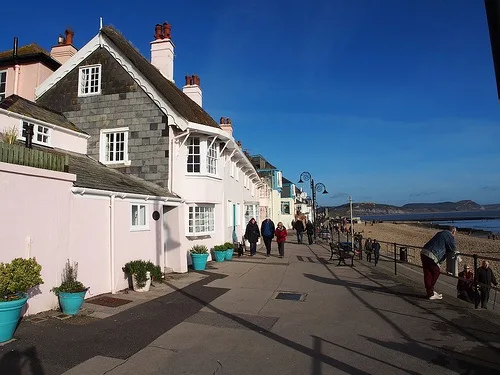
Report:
132,271,151,292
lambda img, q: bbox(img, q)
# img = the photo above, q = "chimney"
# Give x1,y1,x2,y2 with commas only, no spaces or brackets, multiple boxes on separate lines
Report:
219,117,233,136
182,74,202,107
50,29,77,64
150,22,175,82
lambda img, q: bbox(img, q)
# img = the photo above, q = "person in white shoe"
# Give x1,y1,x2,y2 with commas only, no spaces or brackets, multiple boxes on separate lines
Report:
420,226,458,300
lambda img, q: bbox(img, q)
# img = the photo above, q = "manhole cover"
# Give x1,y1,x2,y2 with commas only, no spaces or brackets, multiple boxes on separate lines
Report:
86,296,132,307
274,292,306,301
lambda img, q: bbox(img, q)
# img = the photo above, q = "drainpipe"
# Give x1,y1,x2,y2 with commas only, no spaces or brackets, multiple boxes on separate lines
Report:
14,65,20,95
110,194,116,294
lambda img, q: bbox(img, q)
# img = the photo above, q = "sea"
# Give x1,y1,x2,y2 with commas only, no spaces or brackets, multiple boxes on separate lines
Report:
360,210,500,234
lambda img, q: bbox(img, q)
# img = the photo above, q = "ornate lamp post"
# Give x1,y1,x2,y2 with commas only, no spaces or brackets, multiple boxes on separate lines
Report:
298,172,328,240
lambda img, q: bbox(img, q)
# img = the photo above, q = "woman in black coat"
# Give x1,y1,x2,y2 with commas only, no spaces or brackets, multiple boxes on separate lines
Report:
245,218,261,256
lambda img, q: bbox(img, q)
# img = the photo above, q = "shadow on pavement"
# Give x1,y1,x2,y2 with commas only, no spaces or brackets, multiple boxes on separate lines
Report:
0,346,45,375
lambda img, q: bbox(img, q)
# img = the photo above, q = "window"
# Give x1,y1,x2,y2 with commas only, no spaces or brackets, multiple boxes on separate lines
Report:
187,137,201,173
281,201,290,215
131,204,148,230
227,201,234,227
251,184,255,197
244,204,259,225
19,120,51,146
100,128,129,164
206,139,218,175
0,70,6,101
188,204,215,234
235,164,240,181
78,65,101,96
276,171,283,188
230,160,235,177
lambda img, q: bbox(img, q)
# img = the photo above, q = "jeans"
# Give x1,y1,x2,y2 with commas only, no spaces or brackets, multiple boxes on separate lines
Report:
421,254,440,297
250,242,257,255
296,231,303,244
263,236,273,255
374,252,379,265
307,233,313,245
278,241,285,256
479,286,491,308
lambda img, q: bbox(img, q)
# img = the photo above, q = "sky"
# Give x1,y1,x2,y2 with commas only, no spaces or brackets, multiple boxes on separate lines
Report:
2,0,500,207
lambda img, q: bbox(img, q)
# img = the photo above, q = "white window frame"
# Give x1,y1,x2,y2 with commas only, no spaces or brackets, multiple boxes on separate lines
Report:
99,127,130,165
131,203,149,231
187,204,215,235
235,163,240,181
276,171,283,188
281,201,291,215
251,183,255,197
227,201,233,227
0,70,6,101
230,160,235,178
78,64,102,97
18,120,51,146
206,138,218,175
187,137,201,173
244,204,259,225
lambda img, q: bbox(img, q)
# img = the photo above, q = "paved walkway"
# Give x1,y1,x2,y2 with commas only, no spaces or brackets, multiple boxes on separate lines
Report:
1,242,500,375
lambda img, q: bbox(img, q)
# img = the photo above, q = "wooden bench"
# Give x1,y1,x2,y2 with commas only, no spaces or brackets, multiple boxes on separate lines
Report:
329,242,355,266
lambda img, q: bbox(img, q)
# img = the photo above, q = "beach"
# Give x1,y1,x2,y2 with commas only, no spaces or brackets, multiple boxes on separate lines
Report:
356,222,500,275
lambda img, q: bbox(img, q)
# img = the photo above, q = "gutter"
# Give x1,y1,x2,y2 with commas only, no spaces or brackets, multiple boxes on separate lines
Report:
71,187,182,205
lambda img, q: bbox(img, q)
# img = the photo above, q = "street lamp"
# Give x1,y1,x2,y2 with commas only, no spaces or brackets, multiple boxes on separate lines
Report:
298,172,328,240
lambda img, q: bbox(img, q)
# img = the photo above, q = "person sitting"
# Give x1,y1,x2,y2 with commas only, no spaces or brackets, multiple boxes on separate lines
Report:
457,264,475,303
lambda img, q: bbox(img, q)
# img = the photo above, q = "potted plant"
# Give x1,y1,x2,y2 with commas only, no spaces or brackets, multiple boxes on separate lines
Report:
190,245,209,270
223,242,234,261
51,259,88,316
0,257,43,343
122,260,151,292
212,244,227,262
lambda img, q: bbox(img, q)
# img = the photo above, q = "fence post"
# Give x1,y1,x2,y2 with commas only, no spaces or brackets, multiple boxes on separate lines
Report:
474,254,478,309
394,243,397,275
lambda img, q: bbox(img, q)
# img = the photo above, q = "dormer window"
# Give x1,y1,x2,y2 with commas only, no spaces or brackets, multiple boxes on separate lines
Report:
78,64,101,96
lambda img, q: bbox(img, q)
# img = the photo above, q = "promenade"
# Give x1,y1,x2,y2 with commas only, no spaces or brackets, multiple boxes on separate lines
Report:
1,241,500,375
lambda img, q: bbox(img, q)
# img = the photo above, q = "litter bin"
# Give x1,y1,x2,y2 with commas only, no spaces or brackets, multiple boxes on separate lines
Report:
399,247,408,262
446,252,461,276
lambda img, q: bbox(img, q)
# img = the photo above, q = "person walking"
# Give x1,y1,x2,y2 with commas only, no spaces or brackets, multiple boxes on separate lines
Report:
244,218,260,256
476,260,498,309
275,222,288,258
365,238,373,262
420,226,458,300
306,220,314,245
372,239,380,266
457,264,475,303
260,217,275,257
294,218,305,244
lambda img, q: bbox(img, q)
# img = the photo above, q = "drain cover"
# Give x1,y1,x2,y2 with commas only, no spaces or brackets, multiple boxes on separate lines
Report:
86,296,132,307
274,292,306,301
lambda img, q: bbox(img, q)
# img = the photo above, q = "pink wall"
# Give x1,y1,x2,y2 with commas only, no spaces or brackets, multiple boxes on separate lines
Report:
1,62,55,101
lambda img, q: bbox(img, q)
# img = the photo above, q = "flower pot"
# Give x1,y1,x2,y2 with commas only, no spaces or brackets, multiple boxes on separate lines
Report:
0,295,27,343
214,250,226,262
225,248,234,260
58,290,87,315
191,253,209,270
132,271,151,292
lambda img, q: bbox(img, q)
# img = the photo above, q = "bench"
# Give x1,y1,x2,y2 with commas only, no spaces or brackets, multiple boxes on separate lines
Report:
329,242,355,266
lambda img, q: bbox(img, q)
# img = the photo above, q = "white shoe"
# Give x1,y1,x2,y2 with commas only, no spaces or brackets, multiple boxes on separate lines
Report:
434,291,443,298
429,294,443,300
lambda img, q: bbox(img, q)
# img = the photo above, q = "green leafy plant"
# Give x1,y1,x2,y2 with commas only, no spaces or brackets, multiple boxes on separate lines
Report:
0,126,19,145
51,259,87,295
0,257,44,302
213,244,226,251
223,242,234,250
190,245,208,254
145,261,163,284
122,260,149,288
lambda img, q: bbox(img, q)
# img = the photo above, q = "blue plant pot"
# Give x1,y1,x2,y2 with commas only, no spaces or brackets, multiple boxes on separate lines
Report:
0,295,28,343
59,290,87,315
191,253,209,270
225,248,234,260
214,250,226,262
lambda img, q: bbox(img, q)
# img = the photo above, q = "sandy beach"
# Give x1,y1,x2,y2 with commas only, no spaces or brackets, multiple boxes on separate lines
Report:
354,222,500,275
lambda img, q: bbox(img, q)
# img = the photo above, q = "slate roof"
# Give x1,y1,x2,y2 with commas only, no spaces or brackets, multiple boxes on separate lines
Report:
0,43,61,70
42,147,178,198
282,176,293,184
100,26,219,129
0,95,85,134
250,155,277,170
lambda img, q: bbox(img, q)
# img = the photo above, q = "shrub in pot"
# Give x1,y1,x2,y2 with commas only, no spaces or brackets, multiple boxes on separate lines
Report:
212,244,227,262
190,245,209,271
0,257,43,342
51,259,88,316
223,242,234,261
122,260,152,292
145,261,164,285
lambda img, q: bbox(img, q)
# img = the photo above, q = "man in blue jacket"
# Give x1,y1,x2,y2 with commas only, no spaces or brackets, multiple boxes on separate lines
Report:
420,226,458,300
261,217,275,257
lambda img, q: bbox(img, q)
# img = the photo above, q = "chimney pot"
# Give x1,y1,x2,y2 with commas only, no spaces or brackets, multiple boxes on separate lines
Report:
154,24,163,40
163,22,171,39
185,75,190,86
64,30,74,45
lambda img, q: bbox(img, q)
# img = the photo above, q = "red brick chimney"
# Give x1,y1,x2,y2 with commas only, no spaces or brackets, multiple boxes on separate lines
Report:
50,29,77,64
182,74,202,107
220,117,233,136
151,22,175,82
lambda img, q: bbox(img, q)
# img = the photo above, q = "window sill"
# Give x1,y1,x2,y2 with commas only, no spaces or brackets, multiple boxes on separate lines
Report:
130,226,150,232
185,173,222,181
102,160,132,167
186,232,215,238
78,92,101,98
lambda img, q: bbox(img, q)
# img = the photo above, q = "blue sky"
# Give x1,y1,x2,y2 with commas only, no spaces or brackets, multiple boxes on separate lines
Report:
2,0,500,206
